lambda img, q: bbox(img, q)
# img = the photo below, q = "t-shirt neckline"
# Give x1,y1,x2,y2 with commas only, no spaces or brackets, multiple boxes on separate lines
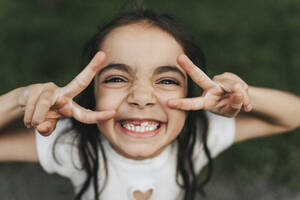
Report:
103,139,172,166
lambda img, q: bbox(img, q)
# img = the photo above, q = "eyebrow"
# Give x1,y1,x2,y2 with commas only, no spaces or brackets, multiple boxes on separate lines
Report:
98,63,133,76
98,63,186,80
154,66,186,79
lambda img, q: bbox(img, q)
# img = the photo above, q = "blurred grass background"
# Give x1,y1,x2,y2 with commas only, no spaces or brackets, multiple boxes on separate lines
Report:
1,0,300,198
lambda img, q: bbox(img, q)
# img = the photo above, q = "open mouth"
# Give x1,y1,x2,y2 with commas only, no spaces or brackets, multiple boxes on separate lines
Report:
117,119,163,138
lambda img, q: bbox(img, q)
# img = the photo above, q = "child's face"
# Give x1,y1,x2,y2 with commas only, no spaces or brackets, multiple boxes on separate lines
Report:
95,23,187,160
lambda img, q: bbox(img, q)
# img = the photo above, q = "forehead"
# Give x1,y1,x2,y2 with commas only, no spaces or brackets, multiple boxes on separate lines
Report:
100,23,184,69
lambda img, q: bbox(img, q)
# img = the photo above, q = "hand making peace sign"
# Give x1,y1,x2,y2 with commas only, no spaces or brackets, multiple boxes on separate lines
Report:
19,51,115,136
168,54,252,117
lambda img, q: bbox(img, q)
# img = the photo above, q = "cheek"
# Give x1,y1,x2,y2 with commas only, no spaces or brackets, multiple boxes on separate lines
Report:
156,86,185,107
157,91,187,130
167,108,186,130
95,88,126,111
97,119,114,138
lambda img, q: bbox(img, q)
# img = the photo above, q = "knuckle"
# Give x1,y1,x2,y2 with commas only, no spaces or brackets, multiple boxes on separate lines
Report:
35,83,44,90
28,84,41,93
47,82,56,87
32,83,42,88
223,72,233,77
223,72,242,81
212,75,222,81
196,75,206,84
37,83,43,87
39,98,51,107
26,103,35,111
24,118,31,125
76,77,89,88
234,83,243,90
43,82,57,90
31,119,40,127
41,90,56,101
29,84,45,94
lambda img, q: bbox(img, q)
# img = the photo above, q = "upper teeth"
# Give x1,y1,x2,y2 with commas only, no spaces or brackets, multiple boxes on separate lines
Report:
121,121,159,132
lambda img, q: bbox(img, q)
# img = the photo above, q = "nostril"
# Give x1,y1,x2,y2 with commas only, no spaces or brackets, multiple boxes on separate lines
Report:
127,89,156,108
129,101,155,108
146,102,155,106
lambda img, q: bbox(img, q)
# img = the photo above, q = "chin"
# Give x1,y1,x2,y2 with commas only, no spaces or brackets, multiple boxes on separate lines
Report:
119,142,163,160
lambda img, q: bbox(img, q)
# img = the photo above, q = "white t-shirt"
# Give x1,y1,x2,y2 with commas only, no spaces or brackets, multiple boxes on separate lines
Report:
35,112,235,200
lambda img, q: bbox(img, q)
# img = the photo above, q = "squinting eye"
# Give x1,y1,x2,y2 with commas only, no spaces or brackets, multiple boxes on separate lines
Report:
104,77,126,83
158,79,179,85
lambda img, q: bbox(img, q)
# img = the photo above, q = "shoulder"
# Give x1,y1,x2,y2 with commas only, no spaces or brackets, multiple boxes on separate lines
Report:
205,111,236,156
35,118,82,178
193,112,235,163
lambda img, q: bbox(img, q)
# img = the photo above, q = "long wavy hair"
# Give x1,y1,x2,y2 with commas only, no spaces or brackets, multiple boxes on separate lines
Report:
55,9,213,200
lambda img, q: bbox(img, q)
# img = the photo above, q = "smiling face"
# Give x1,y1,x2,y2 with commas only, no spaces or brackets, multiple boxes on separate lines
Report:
95,22,187,160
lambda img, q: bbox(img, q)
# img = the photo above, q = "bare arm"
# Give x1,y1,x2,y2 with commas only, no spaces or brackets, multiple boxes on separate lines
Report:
0,88,24,129
235,86,300,143
0,51,115,162
165,55,300,144
0,88,39,162
0,128,38,162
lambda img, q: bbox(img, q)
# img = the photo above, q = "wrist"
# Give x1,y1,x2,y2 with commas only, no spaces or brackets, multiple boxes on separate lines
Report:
247,86,264,113
14,87,27,116
0,87,26,128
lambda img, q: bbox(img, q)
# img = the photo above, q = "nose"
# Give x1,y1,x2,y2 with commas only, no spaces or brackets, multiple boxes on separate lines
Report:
127,82,156,109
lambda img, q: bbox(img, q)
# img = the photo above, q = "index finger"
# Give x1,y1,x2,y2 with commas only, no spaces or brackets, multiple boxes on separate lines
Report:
63,51,106,98
177,54,217,90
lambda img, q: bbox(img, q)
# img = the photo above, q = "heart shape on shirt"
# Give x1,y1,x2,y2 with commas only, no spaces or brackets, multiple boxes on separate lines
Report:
133,189,153,200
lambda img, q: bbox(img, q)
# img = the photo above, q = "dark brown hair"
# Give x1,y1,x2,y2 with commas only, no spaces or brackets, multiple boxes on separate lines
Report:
57,9,213,200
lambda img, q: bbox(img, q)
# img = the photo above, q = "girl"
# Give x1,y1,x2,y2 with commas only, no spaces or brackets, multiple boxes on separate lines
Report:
1,9,300,200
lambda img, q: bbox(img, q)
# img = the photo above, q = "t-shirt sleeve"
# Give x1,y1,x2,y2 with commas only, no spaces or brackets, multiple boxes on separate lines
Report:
206,111,235,158
35,119,81,179
192,112,235,171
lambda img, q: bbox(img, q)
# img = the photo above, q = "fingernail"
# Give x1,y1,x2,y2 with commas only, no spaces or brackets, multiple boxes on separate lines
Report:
246,104,252,112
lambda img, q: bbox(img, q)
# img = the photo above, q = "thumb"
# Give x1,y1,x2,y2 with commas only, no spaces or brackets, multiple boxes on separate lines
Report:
71,101,116,124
